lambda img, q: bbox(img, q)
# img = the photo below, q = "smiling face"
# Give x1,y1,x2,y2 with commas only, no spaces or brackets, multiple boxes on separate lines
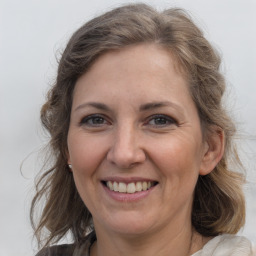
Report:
67,44,210,238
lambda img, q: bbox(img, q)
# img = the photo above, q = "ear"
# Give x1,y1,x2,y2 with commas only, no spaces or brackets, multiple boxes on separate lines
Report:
66,149,72,170
199,126,224,176
66,149,71,164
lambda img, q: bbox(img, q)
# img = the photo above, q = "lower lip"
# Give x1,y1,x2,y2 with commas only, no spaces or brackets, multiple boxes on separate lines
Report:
102,183,156,202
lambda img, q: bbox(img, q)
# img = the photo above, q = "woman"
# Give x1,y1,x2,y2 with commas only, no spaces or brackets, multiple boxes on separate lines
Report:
31,3,254,256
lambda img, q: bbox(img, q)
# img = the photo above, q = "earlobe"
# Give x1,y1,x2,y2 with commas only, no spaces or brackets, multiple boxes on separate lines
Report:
199,127,224,176
66,150,72,171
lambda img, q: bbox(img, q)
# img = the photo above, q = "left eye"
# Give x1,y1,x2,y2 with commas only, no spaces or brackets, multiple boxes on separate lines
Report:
147,115,177,127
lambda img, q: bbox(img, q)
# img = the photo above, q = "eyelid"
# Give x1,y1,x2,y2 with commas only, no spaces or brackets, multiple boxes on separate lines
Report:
79,114,111,126
145,114,178,127
78,113,177,128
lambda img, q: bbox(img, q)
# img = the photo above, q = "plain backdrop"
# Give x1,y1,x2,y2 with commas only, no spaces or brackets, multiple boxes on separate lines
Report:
0,0,255,255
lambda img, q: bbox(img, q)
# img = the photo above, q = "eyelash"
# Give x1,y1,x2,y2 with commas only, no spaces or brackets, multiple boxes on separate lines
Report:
145,114,178,128
80,114,110,127
79,114,177,128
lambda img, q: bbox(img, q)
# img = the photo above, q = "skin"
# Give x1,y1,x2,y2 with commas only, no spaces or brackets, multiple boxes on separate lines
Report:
67,44,223,256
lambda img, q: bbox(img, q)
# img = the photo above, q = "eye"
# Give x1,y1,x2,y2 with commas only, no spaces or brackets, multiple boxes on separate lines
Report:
146,114,177,128
80,114,110,127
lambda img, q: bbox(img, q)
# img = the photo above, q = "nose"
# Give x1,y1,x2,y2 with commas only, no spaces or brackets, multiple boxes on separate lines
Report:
107,125,146,169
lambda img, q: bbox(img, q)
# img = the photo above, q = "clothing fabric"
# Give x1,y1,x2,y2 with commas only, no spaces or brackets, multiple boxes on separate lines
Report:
191,234,254,256
36,233,254,256
35,232,95,256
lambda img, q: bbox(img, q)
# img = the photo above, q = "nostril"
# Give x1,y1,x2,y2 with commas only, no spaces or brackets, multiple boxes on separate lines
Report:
106,147,146,169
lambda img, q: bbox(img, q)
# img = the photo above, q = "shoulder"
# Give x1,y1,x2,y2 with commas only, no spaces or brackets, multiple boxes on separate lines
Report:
35,232,96,256
35,244,75,256
192,234,254,256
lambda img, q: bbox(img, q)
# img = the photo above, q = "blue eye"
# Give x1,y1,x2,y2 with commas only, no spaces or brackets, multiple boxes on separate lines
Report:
80,115,108,127
147,115,177,127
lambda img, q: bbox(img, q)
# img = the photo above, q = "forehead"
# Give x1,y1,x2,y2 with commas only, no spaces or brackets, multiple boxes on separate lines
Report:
74,44,190,99
72,43,200,125
90,43,185,79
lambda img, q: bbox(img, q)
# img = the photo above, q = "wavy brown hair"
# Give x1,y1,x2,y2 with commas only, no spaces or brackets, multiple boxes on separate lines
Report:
31,3,246,249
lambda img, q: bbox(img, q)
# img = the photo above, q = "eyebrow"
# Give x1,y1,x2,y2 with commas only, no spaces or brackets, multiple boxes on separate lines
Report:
74,101,183,113
74,102,111,112
139,101,183,112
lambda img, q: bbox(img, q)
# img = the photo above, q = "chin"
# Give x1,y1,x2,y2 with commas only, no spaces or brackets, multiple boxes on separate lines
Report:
95,211,156,236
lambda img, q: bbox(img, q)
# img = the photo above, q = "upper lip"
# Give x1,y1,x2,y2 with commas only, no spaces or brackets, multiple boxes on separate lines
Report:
101,176,158,184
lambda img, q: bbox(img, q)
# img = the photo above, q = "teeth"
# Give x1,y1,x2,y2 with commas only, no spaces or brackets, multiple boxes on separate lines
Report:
127,183,136,193
135,182,142,192
106,181,155,193
107,181,113,190
142,181,148,191
119,182,126,193
113,181,118,192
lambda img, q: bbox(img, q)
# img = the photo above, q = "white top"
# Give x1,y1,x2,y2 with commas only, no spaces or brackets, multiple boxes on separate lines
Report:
191,234,254,256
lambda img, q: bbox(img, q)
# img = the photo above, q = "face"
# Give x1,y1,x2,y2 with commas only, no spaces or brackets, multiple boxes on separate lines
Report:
67,44,209,238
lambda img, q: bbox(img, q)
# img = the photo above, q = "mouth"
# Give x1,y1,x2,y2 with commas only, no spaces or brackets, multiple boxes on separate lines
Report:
102,180,158,194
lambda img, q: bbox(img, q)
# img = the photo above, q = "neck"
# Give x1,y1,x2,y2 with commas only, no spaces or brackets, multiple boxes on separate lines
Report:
90,223,206,256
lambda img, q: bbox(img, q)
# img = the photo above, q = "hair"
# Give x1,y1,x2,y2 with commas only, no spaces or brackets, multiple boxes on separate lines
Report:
31,3,246,249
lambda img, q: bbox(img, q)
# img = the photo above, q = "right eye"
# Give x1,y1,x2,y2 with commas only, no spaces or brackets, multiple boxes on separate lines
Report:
80,114,109,127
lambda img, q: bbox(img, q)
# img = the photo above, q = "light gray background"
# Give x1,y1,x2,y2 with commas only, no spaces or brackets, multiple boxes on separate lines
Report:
0,0,255,255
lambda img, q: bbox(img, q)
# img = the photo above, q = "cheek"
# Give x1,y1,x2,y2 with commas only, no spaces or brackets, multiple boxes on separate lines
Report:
67,133,108,176
150,136,202,181
67,134,108,207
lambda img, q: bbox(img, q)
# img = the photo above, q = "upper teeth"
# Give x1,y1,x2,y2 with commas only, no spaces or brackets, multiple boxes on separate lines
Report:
106,181,153,193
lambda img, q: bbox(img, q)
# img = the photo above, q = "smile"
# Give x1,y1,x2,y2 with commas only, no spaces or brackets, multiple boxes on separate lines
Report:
105,181,157,194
